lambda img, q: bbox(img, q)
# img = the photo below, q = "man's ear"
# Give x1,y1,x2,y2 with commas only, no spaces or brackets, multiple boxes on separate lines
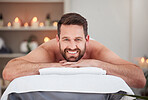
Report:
86,35,89,42
56,35,59,42
85,35,89,46
56,35,60,47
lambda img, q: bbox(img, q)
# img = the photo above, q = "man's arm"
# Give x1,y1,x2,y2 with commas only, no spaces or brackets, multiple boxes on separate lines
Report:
3,39,61,81
61,40,146,88
91,40,146,88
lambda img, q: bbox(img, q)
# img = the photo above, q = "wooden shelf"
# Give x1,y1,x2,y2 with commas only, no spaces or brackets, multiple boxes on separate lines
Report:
0,53,25,58
0,0,64,3
0,26,57,31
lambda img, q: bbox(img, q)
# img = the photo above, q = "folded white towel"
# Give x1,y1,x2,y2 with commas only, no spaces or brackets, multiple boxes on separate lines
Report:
39,67,106,75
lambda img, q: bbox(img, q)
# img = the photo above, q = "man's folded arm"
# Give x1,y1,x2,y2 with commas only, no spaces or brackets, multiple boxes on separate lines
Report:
2,58,62,81
2,42,59,81
90,40,146,88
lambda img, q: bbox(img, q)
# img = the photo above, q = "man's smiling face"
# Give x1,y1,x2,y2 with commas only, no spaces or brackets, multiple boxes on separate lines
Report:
57,25,89,62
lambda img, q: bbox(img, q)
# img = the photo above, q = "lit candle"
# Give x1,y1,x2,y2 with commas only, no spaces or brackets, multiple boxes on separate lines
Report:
13,17,21,28
53,21,58,27
7,22,11,28
24,22,29,28
44,37,50,43
146,59,148,67
39,22,44,27
139,57,146,67
31,17,39,28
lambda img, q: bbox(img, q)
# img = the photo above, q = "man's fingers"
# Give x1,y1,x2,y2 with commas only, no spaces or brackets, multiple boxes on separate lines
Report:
59,60,80,67
62,62,77,66
70,64,81,68
62,62,72,65
59,60,67,64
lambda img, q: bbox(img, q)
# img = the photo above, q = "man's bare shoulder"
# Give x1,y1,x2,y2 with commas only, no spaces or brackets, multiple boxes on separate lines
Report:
88,39,104,51
40,38,63,61
21,38,59,62
88,39,109,59
89,39,129,64
40,38,58,52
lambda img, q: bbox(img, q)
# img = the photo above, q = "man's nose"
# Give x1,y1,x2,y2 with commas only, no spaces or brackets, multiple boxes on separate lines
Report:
68,41,77,49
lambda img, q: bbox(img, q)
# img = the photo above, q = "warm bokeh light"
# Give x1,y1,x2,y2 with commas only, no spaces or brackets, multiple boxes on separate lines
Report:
7,22,11,27
146,59,148,64
32,17,38,22
141,57,145,63
39,22,44,27
14,17,19,23
44,37,50,43
53,22,58,27
24,22,28,27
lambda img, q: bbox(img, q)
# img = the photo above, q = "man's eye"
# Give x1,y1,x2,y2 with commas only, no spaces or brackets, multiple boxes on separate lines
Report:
63,39,69,41
75,39,82,41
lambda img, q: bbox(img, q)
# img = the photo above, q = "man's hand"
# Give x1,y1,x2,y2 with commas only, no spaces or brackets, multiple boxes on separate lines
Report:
60,59,100,68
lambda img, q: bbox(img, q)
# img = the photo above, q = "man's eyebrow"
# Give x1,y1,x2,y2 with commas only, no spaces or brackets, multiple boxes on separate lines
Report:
61,37,69,39
75,37,83,39
61,37,83,39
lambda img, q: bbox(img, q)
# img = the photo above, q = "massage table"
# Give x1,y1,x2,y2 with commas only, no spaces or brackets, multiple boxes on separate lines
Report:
1,67,135,100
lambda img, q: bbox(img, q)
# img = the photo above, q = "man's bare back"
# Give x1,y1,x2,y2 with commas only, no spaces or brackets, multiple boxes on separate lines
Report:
36,39,122,64
39,39,96,62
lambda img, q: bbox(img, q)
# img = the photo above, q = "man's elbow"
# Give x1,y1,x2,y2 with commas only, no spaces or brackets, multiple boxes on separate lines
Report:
2,66,14,81
2,60,16,81
3,68,11,81
137,76,146,88
133,73,146,88
132,66,146,88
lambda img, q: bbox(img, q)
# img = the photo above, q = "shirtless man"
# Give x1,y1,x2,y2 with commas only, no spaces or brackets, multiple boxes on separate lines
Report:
2,13,146,88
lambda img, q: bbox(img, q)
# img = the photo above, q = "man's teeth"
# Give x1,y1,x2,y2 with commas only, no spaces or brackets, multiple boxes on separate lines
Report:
67,51,77,54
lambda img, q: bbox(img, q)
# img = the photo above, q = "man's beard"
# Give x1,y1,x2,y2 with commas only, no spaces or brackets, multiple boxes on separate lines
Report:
59,43,86,62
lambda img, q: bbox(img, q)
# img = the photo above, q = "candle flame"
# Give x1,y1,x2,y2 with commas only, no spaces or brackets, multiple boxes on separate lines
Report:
32,17,38,22
15,17,19,23
39,22,44,27
44,37,50,43
7,22,11,27
53,22,58,27
24,22,28,27
146,59,148,64
141,57,145,63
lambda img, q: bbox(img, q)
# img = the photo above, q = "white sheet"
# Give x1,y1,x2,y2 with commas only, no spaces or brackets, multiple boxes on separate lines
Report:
1,74,134,100
39,67,106,75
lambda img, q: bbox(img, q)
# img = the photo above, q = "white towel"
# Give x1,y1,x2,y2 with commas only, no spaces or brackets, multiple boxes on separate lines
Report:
39,67,106,75
1,75,134,100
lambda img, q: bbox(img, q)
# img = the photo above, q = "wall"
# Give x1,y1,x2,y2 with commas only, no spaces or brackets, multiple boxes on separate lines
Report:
131,0,148,63
70,0,130,61
70,0,148,95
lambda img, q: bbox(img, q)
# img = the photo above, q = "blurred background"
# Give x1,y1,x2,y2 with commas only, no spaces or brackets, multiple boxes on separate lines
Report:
0,0,148,97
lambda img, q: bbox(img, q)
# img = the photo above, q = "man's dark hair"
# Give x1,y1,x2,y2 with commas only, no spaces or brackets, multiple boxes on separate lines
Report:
57,13,88,38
